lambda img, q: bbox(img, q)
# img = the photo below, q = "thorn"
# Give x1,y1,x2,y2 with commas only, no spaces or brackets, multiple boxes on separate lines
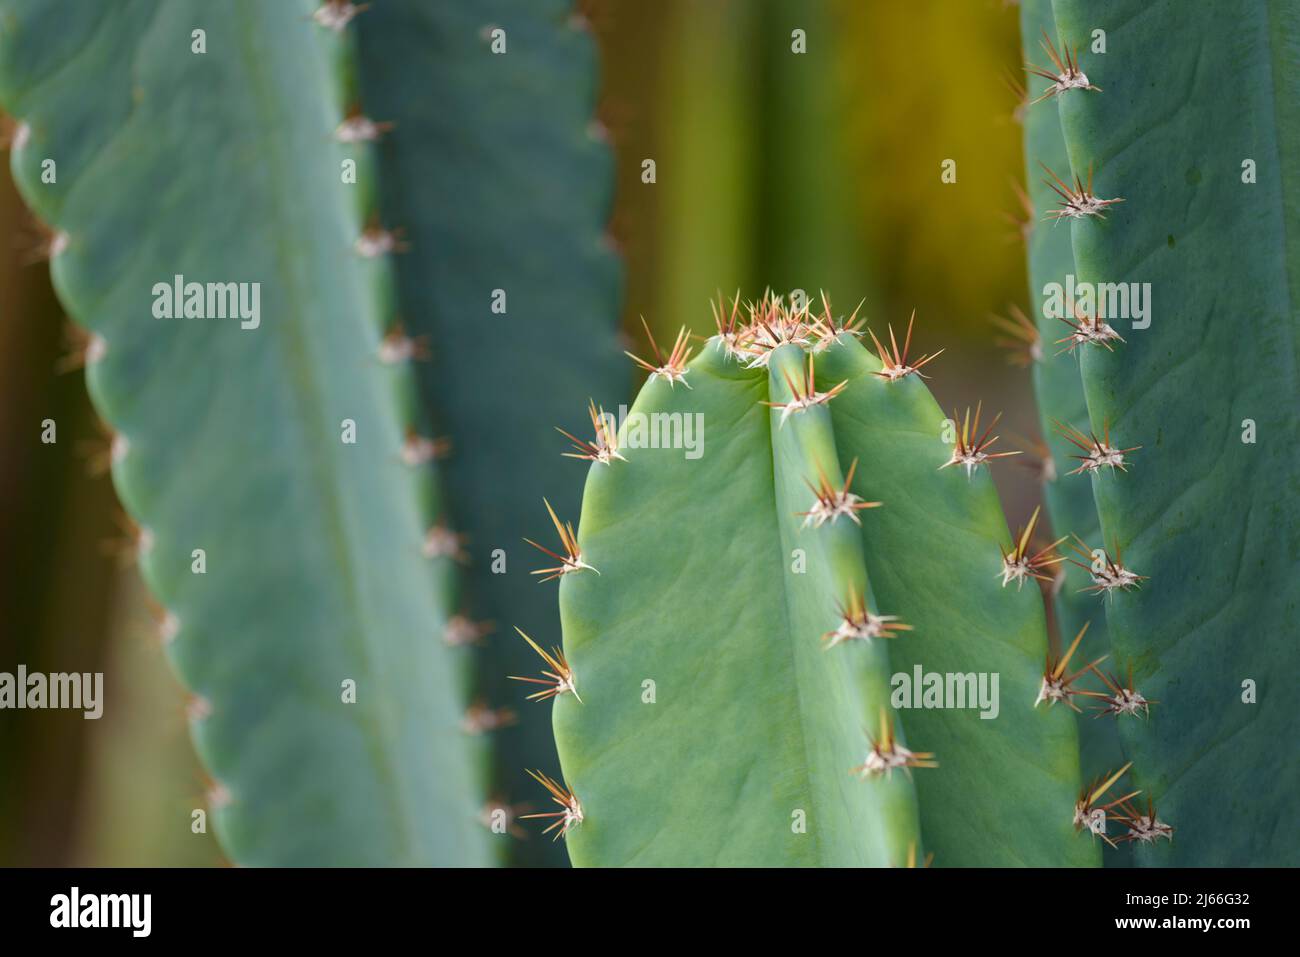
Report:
1034,621,1108,710
207,781,233,810
904,842,934,868
710,289,746,359
1002,68,1028,125
78,417,127,477
1000,506,1068,589
939,402,1022,477
1003,179,1035,244
1026,29,1101,105
335,104,393,143
520,769,583,840
1055,298,1125,354
1051,418,1141,474
441,614,493,647
401,429,450,466
1087,660,1155,718
22,221,68,264
1012,436,1057,484
508,627,580,702
158,610,181,646
525,499,596,580
1039,161,1123,222
1068,535,1147,596
355,220,408,258
733,290,815,368
54,322,107,373
798,458,882,528
312,0,369,32
990,303,1041,366
626,318,692,387
102,511,152,567
557,399,625,464
460,699,518,734
760,351,848,427
822,591,911,648
1112,794,1174,844
867,310,943,381
378,323,430,364
853,708,937,779
1074,762,1137,846
0,115,30,151
422,522,468,563
807,291,867,352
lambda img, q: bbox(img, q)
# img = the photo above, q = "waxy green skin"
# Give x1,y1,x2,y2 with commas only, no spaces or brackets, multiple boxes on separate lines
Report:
550,332,1096,866
354,0,625,867
0,0,488,865
1051,0,1300,864
1018,0,1128,800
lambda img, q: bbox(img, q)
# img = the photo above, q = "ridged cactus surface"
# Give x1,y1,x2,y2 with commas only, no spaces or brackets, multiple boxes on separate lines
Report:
1045,0,1300,864
353,0,625,867
1017,0,1127,795
0,0,491,865
539,297,1096,866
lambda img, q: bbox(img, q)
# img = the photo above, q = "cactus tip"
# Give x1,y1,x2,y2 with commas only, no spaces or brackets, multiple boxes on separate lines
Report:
626,318,692,388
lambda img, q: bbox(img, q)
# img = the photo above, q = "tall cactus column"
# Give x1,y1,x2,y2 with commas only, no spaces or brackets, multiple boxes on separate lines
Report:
1044,0,1300,864
1016,0,1128,805
526,297,1096,866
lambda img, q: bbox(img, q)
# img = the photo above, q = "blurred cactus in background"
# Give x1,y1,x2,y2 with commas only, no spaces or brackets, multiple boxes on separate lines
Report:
0,0,621,866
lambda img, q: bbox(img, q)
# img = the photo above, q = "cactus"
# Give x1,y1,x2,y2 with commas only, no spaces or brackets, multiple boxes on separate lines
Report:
351,0,625,867
1025,0,1300,864
1015,0,1128,809
532,295,1097,866
0,0,619,865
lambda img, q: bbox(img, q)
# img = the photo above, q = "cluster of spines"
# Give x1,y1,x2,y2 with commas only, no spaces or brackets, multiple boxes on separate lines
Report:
1073,763,1172,848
